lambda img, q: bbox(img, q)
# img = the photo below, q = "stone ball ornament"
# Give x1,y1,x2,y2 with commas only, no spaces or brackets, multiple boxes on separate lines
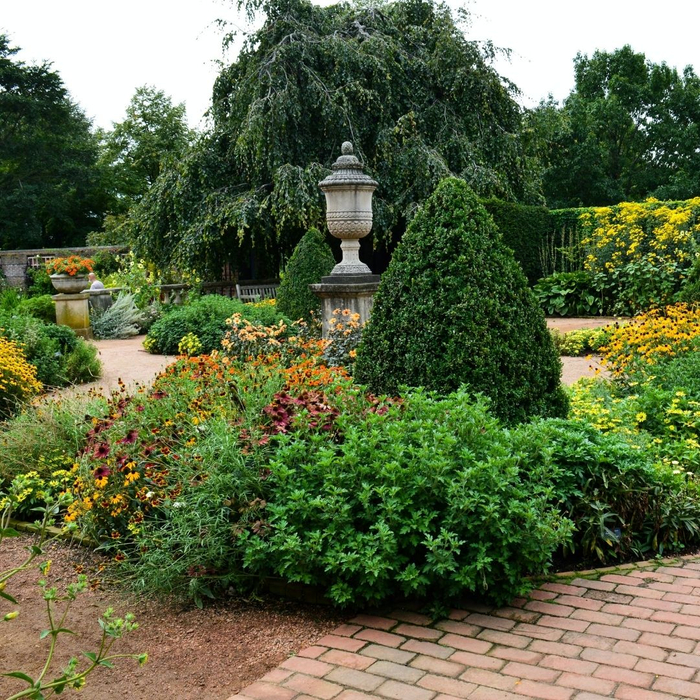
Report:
319,142,378,275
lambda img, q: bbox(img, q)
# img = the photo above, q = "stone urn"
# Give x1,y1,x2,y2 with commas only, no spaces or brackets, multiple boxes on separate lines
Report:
50,274,89,294
319,141,378,276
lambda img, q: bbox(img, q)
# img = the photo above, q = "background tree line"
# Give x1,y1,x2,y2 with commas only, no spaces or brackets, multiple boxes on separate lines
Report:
2,0,700,274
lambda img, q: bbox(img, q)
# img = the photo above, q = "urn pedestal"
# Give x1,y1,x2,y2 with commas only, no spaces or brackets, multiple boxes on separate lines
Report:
312,142,380,337
52,293,92,339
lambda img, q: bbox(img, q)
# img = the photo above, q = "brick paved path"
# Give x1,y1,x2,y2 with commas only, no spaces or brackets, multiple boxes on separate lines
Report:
230,557,700,700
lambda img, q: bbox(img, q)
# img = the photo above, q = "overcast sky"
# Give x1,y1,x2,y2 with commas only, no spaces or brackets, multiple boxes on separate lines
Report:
2,0,699,132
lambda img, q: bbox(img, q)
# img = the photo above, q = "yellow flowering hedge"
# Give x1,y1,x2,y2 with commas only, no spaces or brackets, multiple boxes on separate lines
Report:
0,337,43,418
580,198,700,313
601,303,700,378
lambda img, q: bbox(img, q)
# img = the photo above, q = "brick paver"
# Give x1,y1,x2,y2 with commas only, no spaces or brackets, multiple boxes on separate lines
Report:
230,556,700,700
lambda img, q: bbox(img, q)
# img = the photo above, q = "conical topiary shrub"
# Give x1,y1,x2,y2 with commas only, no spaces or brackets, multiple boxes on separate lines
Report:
354,177,567,424
276,227,336,323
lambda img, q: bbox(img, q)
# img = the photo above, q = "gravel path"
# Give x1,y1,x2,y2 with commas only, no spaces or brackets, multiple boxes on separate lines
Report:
59,319,613,397
56,335,175,397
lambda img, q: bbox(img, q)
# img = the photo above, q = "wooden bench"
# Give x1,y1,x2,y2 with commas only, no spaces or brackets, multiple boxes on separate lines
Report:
235,283,279,302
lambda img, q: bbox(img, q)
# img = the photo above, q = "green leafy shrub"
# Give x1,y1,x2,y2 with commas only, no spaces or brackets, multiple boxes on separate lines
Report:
550,328,609,356
144,295,289,354
0,287,21,312
64,339,101,384
18,294,56,323
25,266,53,297
569,377,700,478
91,292,142,339
513,418,700,562
0,311,99,388
241,389,572,606
639,341,700,399
534,272,604,317
355,177,567,424
276,227,335,323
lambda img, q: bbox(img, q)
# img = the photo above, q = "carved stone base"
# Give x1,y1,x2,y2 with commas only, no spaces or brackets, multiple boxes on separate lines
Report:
310,276,380,338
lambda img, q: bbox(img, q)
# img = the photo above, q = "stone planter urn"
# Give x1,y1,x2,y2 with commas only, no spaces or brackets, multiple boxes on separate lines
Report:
319,141,378,275
311,141,381,337
50,274,89,294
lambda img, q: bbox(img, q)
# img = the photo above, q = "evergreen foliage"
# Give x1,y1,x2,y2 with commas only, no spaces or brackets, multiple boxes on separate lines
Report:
481,198,550,284
276,227,335,323
130,0,539,277
354,178,567,424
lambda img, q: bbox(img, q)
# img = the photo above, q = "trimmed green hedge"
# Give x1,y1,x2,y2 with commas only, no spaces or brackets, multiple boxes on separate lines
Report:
482,199,550,284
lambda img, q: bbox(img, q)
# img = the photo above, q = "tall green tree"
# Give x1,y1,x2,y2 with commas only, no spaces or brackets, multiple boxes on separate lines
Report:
131,0,539,278
531,45,700,208
100,86,192,209
0,34,106,249
94,86,193,244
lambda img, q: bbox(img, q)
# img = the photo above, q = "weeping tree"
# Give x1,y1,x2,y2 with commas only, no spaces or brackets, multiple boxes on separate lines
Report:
131,0,539,277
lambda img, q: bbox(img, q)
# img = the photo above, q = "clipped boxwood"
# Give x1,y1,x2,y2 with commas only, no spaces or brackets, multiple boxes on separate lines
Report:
144,295,290,354
276,227,335,323
355,177,567,424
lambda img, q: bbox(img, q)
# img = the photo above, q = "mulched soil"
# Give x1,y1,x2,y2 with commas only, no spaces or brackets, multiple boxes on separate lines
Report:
0,534,344,700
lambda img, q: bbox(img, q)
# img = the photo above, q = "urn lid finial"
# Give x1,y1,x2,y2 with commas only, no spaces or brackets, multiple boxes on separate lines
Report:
319,142,378,190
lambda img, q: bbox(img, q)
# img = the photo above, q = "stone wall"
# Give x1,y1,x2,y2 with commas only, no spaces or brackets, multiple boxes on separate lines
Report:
0,246,126,288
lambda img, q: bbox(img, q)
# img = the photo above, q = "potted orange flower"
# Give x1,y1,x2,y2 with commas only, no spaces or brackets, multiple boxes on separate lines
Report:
46,256,95,294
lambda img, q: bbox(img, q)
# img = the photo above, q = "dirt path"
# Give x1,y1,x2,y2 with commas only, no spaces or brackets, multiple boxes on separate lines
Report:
0,536,343,700
547,316,624,333
56,336,175,397
546,316,618,384
60,320,615,398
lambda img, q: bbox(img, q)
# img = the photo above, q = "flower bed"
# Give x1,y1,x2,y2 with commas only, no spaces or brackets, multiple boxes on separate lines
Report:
3,304,700,611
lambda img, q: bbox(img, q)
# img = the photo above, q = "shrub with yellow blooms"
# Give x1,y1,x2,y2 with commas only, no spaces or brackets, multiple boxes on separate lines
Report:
601,303,700,378
323,308,363,368
177,332,203,357
580,198,700,314
0,337,43,418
